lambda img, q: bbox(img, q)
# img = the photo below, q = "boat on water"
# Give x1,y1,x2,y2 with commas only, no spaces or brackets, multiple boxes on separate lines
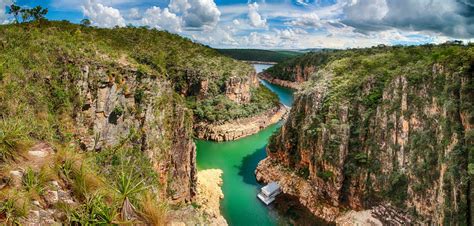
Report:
257,181,281,205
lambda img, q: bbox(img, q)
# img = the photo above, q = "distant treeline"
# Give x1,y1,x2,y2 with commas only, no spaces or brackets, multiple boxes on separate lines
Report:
216,49,302,63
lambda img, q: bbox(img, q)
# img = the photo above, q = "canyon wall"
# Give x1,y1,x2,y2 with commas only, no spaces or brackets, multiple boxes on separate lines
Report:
75,62,196,202
195,104,288,141
257,46,473,224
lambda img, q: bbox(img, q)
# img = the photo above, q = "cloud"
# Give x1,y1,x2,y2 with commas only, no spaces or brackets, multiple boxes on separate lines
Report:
1,0,12,24
82,0,126,27
341,0,474,38
182,0,220,28
169,0,190,14
248,2,267,28
141,6,182,32
286,12,322,27
126,7,141,20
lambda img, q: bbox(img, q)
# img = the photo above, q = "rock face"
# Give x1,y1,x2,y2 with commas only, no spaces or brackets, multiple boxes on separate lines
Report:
75,63,196,202
259,72,301,90
195,104,288,141
224,71,259,104
258,52,473,224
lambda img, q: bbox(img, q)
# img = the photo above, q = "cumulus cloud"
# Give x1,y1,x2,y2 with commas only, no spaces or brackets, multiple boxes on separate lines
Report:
342,0,474,38
126,7,141,20
82,0,126,27
141,6,182,32
182,0,221,28
169,0,190,14
286,13,322,27
248,2,267,28
1,0,12,24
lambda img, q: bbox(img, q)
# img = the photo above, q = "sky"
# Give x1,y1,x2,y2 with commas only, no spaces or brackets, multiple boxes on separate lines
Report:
1,0,474,49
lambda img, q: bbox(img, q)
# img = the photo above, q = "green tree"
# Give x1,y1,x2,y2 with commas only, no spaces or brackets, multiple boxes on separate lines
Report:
7,4,21,24
81,18,91,26
29,6,48,21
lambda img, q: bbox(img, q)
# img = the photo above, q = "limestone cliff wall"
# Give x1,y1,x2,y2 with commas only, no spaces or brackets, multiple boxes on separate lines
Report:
75,63,196,203
258,62,473,224
194,104,288,141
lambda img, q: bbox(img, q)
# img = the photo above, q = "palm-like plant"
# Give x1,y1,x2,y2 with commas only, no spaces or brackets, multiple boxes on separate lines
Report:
114,165,149,221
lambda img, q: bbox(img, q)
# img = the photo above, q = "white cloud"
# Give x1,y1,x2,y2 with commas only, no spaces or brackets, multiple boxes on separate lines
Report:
286,13,322,27
233,19,240,25
0,0,12,24
169,0,190,14
82,0,126,27
248,2,267,28
141,6,182,33
126,7,140,20
182,0,220,28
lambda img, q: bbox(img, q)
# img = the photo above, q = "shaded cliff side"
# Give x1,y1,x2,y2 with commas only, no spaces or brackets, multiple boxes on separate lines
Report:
257,44,474,224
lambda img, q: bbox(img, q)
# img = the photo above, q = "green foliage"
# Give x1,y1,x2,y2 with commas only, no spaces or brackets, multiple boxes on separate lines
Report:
68,193,118,225
22,168,45,195
317,170,333,182
0,195,29,224
385,171,409,207
8,4,48,23
80,19,91,27
114,167,148,203
216,49,302,62
193,84,279,122
0,118,31,161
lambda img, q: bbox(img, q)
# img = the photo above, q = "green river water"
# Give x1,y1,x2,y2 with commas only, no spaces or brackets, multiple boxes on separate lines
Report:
195,64,286,225
196,64,330,226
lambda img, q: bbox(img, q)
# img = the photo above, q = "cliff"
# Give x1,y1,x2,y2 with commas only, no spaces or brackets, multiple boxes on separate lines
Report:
257,44,474,224
0,21,267,224
195,104,288,141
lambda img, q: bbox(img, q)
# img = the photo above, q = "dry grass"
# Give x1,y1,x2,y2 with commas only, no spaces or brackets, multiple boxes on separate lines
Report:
139,191,168,226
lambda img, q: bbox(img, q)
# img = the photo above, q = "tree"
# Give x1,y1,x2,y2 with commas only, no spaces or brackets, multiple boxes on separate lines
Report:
20,8,31,22
29,6,48,21
7,4,21,24
80,18,91,26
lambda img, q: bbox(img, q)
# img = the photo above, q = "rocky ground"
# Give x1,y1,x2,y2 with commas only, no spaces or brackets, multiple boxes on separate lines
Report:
194,104,289,142
0,143,77,224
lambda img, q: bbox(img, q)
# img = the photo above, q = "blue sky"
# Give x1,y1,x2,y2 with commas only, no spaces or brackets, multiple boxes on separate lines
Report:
2,0,474,49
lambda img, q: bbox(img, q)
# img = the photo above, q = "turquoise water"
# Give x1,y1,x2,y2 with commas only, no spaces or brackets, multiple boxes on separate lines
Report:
196,64,304,225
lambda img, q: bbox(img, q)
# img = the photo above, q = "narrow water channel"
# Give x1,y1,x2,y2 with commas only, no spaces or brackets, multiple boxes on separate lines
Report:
196,64,326,226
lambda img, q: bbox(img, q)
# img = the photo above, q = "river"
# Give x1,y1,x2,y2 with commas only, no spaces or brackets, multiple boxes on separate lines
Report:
196,64,327,226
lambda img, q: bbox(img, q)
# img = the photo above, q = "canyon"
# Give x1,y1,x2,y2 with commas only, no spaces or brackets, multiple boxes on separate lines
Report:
256,45,473,224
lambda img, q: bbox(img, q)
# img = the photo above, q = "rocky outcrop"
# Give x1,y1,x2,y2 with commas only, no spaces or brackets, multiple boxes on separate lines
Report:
194,104,288,141
75,63,196,203
225,71,259,104
258,54,473,224
168,169,227,226
195,169,227,225
259,72,301,90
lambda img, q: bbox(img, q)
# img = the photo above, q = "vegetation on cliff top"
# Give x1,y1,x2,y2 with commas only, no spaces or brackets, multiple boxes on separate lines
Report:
0,20,276,223
216,49,302,63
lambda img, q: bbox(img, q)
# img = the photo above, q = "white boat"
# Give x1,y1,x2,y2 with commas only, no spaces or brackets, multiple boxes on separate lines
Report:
257,181,281,205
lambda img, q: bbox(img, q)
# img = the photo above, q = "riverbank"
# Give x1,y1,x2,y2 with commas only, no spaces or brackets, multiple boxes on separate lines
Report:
255,158,415,225
258,72,301,90
194,104,289,142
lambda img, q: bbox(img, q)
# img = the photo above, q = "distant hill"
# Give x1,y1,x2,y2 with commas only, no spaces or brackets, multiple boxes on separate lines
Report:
216,49,302,63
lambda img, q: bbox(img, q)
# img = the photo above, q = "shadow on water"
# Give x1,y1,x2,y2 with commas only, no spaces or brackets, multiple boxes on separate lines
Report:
238,145,267,185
